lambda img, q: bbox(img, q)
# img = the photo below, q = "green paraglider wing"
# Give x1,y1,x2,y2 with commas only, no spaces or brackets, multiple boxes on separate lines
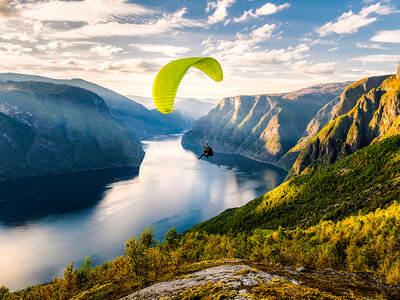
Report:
152,57,223,114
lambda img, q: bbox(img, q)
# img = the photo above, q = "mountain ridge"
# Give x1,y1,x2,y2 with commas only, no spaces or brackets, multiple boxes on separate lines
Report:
0,80,144,182
288,74,399,178
182,81,352,170
0,73,190,139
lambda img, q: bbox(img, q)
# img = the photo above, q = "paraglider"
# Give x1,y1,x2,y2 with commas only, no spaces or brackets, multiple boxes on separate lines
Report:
198,143,213,160
152,57,222,159
152,57,223,114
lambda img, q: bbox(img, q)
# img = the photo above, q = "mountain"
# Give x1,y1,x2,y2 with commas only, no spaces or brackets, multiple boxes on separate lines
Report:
276,95,342,170
288,74,398,179
0,81,144,182
182,82,351,168
174,98,214,125
126,95,215,125
0,73,189,139
278,75,392,170
188,72,400,234
188,134,400,234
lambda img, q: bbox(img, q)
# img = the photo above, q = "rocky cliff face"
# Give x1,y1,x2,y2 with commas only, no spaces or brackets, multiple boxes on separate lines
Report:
0,81,144,182
278,75,391,170
288,74,399,178
277,95,341,170
182,82,351,168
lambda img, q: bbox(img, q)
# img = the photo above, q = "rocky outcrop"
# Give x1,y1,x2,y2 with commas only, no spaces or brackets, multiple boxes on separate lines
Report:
182,82,351,169
288,74,400,178
121,264,297,300
0,81,144,182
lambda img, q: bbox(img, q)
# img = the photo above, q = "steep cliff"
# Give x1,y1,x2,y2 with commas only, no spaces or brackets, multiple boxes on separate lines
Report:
182,82,351,168
277,95,341,170
0,81,144,181
288,74,399,178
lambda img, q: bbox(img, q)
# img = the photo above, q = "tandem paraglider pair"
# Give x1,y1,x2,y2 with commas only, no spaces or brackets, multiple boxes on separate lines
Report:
152,57,222,160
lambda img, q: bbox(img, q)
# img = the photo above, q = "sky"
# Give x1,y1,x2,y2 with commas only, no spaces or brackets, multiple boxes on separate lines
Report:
0,0,399,101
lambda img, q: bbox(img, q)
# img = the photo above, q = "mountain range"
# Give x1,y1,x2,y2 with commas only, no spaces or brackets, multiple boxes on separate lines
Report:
0,73,191,139
0,73,216,181
288,74,399,178
188,71,400,234
182,81,352,170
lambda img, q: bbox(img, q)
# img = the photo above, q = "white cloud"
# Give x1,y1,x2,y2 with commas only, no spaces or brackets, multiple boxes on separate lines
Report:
234,44,309,65
234,2,289,23
203,23,276,57
99,59,160,73
36,41,70,52
356,42,388,49
0,42,32,55
90,44,122,57
206,0,235,24
371,29,400,43
292,60,336,74
130,44,191,57
44,58,90,70
202,23,310,66
352,54,400,63
309,39,337,46
316,2,395,36
203,23,309,66
17,0,153,25
0,32,37,43
49,8,204,39
328,47,338,52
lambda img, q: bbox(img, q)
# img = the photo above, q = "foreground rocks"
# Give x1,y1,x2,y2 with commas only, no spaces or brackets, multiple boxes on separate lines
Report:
118,261,400,300
121,264,297,300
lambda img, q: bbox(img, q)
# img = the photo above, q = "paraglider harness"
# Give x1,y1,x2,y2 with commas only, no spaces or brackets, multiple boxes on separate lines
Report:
198,143,213,159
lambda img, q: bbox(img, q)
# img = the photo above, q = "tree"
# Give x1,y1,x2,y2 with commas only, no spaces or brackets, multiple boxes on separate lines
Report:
0,286,10,300
165,226,179,249
63,261,76,297
125,234,150,287
140,226,156,249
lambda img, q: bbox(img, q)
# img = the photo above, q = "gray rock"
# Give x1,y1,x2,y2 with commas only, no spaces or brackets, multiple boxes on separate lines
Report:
120,264,297,300
296,266,307,272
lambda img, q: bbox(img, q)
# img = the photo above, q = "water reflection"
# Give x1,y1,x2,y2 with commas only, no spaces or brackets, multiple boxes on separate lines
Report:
0,134,286,291
0,168,139,226
182,143,286,194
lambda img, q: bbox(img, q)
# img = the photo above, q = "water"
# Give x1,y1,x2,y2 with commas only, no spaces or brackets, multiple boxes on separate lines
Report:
0,134,286,291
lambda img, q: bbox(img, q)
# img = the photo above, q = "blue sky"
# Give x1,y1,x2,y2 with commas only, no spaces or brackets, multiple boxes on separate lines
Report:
0,0,399,101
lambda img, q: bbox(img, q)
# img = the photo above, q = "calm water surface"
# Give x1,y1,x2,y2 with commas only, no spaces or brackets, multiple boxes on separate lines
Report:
0,134,286,291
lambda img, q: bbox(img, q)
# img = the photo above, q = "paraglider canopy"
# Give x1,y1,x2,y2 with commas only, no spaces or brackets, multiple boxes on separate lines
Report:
152,57,223,114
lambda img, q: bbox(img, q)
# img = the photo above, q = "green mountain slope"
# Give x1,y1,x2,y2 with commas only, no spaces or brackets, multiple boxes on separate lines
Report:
0,81,144,181
188,135,400,234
